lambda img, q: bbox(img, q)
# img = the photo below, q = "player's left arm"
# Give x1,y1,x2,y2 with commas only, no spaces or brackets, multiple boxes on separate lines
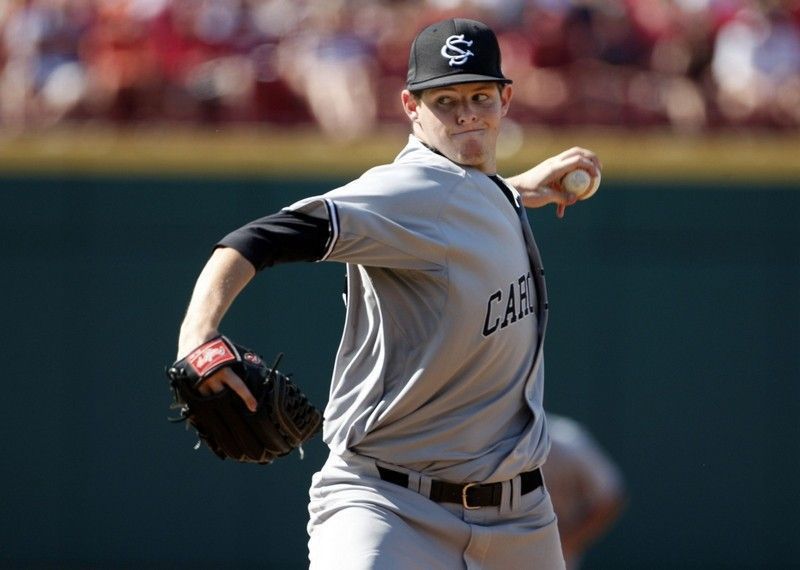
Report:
506,147,601,217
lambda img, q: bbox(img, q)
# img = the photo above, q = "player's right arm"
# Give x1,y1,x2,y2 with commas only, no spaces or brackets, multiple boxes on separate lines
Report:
178,246,259,410
176,208,332,411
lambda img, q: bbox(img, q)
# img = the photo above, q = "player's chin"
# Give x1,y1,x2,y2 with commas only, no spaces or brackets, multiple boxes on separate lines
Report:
437,137,489,168
454,144,489,167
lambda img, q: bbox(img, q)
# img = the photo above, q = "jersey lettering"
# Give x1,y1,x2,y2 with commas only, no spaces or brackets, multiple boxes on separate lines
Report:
482,290,503,336
482,272,535,337
501,283,517,328
518,275,529,318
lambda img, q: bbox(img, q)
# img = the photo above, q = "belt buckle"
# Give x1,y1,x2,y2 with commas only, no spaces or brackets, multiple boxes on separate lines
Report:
461,482,480,510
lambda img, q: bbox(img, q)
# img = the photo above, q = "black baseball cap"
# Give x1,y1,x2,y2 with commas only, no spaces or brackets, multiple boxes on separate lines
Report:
406,18,512,91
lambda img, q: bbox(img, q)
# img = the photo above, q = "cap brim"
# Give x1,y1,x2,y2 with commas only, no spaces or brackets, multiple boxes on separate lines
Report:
407,74,512,91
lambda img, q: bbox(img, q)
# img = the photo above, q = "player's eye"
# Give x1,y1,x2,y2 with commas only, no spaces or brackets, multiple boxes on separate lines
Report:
473,93,491,103
436,96,454,106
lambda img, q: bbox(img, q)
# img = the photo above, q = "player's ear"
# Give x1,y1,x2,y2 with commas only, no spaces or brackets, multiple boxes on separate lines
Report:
500,84,513,117
401,90,420,121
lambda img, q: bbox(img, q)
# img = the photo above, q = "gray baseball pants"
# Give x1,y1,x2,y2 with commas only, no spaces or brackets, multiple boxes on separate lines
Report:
308,452,565,569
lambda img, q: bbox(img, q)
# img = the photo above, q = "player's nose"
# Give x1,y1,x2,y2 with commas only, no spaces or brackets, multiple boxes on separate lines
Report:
456,104,478,124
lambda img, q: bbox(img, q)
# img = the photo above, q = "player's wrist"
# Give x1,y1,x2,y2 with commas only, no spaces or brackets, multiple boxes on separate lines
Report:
177,327,221,360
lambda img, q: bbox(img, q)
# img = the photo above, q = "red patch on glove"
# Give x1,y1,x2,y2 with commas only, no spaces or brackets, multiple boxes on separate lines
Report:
187,338,236,376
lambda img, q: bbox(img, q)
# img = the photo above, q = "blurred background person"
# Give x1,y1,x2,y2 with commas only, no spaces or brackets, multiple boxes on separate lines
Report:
711,3,800,129
0,0,92,132
544,413,627,570
276,0,379,141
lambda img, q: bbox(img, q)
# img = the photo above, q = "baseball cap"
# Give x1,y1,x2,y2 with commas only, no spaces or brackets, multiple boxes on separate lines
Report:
406,18,512,91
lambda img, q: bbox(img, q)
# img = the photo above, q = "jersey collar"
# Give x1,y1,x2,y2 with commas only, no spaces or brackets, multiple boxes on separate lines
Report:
396,135,467,175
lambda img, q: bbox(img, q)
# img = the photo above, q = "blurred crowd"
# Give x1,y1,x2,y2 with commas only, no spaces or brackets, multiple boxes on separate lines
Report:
1,0,799,139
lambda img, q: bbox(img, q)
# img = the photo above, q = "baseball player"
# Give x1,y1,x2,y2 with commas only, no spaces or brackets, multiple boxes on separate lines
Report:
176,18,601,569
544,414,627,569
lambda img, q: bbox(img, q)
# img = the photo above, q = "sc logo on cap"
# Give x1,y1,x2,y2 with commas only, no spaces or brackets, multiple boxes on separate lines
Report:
441,34,474,66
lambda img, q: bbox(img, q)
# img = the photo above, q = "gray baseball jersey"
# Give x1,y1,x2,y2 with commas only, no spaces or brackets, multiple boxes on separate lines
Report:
287,135,550,484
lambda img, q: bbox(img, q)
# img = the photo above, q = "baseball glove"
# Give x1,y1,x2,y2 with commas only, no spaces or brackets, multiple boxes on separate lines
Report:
166,335,323,464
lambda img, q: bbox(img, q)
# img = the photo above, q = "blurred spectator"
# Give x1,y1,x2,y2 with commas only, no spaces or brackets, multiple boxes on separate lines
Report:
0,0,798,136
544,413,627,570
0,0,92,131
277,0,379,140
711,4,800,128
79,0,161,123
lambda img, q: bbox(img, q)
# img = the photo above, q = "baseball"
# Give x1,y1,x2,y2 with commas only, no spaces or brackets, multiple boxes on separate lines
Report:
561,168,601,200
562,169,591,195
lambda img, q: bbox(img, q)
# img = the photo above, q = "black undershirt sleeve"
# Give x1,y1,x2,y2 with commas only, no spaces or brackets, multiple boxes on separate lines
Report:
216,210,330,271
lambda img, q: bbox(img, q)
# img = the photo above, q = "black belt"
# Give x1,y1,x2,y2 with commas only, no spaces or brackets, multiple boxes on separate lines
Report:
377,466,543,510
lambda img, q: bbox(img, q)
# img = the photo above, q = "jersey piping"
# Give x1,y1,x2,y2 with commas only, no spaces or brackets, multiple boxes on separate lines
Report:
320,199,340,261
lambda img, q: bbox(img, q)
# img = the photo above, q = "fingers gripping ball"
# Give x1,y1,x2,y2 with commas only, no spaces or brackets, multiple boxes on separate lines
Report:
561,169,601,200
166,336,323,464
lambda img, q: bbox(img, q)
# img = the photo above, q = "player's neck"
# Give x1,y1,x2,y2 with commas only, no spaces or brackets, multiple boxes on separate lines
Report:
413,135,497,176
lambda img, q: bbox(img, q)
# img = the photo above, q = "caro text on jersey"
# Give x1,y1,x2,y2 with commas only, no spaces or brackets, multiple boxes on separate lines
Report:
482,271,535,336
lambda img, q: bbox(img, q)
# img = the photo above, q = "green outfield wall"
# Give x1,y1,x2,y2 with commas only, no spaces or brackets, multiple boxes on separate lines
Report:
1,169,798,569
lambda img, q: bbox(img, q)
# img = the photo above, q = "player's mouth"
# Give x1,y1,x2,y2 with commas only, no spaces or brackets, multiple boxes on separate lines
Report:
451,127,485,137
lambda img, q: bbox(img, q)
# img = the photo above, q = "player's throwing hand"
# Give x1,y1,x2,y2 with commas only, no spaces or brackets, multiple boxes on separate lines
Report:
508,146,602,217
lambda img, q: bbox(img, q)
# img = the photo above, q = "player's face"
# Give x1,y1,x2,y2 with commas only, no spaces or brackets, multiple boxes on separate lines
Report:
402,82,512,174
